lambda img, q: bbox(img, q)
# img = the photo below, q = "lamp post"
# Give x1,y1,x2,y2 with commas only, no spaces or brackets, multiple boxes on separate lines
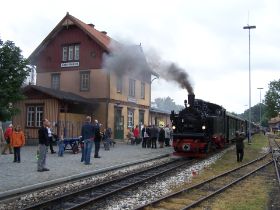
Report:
257,87,263,126
243,24,256,144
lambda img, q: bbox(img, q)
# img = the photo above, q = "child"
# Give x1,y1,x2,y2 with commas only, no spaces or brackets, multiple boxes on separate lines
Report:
57,135,65,157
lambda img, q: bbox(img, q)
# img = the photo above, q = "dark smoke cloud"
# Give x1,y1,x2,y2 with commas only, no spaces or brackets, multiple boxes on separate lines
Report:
102,42,194,95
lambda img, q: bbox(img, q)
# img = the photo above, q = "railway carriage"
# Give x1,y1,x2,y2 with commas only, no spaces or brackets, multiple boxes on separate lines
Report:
171,94,247,158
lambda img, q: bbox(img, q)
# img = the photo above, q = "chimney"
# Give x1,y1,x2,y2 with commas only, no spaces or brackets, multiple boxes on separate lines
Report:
188,94,195,108
88,23,95,28
101,31,107,35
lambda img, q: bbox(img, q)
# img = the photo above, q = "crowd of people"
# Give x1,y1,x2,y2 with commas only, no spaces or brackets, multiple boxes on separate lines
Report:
127,124,172,149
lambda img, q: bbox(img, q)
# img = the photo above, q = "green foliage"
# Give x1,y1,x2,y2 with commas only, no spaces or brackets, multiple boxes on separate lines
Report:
154,96,183,112
0,38,31,121
239,103,268,126
264,79,280,119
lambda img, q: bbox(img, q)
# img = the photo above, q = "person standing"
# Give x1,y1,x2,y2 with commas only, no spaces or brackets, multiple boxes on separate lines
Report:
133,125,140,145
38,119,50,172
81,116,95,164
141,125,149,148
164,125,171,147
94,120,101,158
235,131,245,162
47,122,56,154
2,124,13,155
158,127,165,148
150,125,158,149
10,125,25,163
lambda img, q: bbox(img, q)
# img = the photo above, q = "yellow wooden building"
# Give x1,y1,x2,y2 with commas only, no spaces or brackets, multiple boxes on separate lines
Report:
12,13,154,142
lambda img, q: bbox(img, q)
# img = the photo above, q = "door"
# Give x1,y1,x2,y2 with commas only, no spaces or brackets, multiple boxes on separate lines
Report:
114,108,124,139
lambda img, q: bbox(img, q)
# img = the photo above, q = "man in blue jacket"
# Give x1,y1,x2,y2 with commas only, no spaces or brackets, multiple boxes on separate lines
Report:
81,116,95,165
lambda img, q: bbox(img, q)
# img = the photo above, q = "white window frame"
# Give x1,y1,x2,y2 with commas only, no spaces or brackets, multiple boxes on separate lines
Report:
80,71,90,91
141,82,145,99
129,79,135,97
26,105,44,127
116,75,122,93
68,46,74,61
127,109,134,128
62,47,68,61
51,73,60,90
74,45,80,60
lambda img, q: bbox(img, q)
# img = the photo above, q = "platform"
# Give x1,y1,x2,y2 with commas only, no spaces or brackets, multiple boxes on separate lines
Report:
0,141,173,198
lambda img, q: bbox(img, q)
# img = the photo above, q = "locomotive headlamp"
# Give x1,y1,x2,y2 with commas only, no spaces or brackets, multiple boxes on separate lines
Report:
202,125,206,130
172,125,176,130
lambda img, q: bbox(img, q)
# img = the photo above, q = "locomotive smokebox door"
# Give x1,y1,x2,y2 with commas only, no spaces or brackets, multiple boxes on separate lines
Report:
182,144,191,151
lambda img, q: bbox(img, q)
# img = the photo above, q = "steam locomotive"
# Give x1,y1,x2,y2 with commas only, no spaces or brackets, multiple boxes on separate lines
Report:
170,94,248,158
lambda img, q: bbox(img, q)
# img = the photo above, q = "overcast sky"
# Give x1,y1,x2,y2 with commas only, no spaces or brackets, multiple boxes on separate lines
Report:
1,0,279,114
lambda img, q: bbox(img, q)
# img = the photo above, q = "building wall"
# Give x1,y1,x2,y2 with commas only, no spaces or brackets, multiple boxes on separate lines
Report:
37,69,109,98
35,25,104,72
13,98,59,142
109,73,150,107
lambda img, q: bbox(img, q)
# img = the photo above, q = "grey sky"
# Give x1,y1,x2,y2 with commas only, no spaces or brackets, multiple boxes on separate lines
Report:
1,0,279,113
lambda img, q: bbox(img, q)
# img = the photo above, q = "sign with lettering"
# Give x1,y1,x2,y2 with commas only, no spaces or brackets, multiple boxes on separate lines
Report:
61,62,79,68
128,97,137,103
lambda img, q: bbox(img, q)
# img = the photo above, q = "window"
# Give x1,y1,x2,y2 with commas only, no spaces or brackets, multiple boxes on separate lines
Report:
74,45,80,60
129,79,135,97
51,73,60,90
68,46,74,61
61,44,80,61
116,75,122,93
62,47,68,61
141,82,145,99
127,109,134,128
139,110,145,126
80,71,90,91
26,105,44,127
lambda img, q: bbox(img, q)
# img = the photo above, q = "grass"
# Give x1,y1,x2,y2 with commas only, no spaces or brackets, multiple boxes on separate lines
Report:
192,133,271,210
168,133,273,210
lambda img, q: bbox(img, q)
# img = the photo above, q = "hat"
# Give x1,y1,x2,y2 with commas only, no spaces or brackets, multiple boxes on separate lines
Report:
9,124,13,128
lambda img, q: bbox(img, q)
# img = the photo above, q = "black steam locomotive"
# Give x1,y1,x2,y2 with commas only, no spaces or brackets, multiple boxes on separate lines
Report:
170,94,247,157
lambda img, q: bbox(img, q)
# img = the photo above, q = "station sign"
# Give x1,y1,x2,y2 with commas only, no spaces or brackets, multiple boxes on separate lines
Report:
61,62,79,68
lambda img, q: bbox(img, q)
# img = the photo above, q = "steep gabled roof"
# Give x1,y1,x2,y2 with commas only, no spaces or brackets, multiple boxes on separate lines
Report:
23,85,93,104
29,12,114,64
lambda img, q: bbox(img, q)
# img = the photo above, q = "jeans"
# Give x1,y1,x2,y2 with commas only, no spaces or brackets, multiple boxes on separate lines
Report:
37,144,47,170
82,139,93,164
13,147,21,162
58,141,64,157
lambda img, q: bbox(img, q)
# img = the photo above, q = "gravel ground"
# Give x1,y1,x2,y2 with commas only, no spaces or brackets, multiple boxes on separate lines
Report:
90,146,235,210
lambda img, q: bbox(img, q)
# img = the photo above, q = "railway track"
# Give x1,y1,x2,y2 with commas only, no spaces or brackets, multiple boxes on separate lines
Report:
18,158,193,210
135,152,273,210
268,135,280,186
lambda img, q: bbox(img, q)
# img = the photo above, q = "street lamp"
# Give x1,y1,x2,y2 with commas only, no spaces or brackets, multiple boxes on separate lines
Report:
243,24,256,144
257,87,263,126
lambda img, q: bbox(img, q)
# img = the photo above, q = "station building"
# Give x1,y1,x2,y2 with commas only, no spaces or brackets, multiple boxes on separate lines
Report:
12,13,156,142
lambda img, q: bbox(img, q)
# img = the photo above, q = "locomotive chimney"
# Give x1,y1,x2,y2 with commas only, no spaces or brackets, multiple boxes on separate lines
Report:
188,94,195,107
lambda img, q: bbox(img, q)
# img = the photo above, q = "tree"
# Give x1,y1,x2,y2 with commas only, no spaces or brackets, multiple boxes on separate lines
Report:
264,79,280,119
0,38,31,121
154,97,184,112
